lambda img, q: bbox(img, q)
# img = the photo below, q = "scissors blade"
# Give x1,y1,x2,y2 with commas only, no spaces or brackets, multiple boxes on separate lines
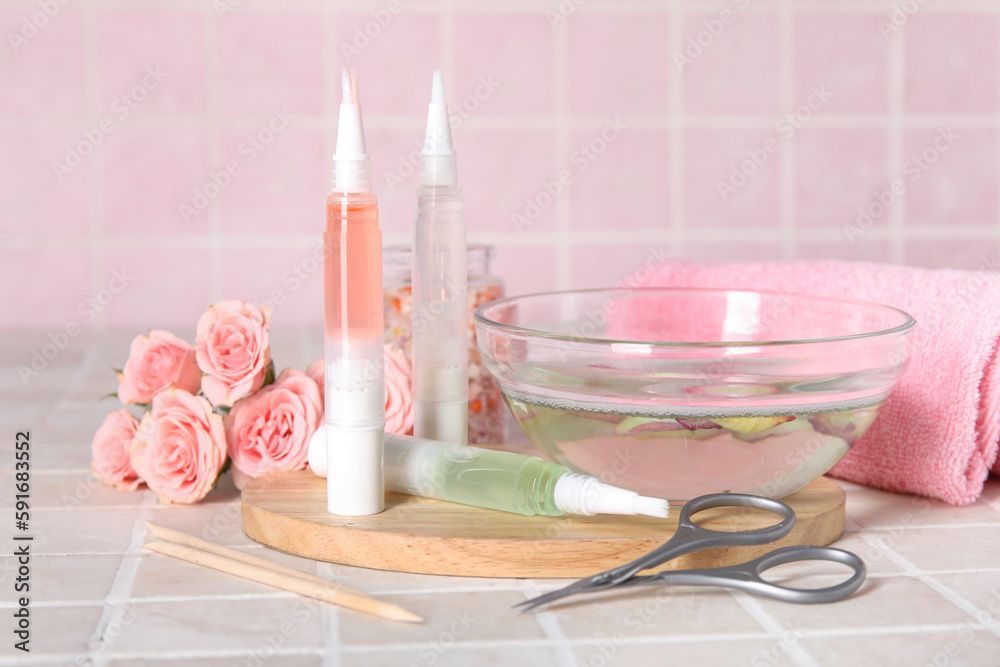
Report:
514,574,618,612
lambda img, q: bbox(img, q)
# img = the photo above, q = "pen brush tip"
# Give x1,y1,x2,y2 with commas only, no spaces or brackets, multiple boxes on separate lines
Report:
431,70,444,104
634,496,671,519
342,68,359,104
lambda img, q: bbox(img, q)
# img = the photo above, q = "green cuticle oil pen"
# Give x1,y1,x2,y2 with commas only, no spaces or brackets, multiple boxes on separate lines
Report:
308,430,670,519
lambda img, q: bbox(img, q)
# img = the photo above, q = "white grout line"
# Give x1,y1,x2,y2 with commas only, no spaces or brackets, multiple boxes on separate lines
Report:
887,9,905,264
4,112,1000,130
322,0,337,175
553,14,571,291
32,219,999,251
779,0,795,260
85,496,157,667
728,589,821,667
5,564,1000,610
84,2,105,331
0,620,991,667
855,532,1000,641
668,0,684,258
317,562,342,667
852,520,1000,531
45,0,1000,15
206,12,223,305
521,582,579,667
441,0,455,82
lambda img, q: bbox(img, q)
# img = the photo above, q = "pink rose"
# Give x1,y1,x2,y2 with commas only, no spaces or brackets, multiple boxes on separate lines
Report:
306,345,414,435
225,368,323,482
384,344,414,436
116,331,201,405
92,410,143,491
305,358,324,405
129,388,228,504
196,301,272,407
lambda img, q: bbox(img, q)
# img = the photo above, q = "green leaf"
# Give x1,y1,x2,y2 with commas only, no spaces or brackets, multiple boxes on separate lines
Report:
213,404,231,416
260,359,276,389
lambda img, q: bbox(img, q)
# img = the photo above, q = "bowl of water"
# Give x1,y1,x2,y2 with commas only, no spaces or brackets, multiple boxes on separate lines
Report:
474,288,914,502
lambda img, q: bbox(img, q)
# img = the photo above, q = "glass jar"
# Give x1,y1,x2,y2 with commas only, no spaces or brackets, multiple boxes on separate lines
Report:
383,244,506,444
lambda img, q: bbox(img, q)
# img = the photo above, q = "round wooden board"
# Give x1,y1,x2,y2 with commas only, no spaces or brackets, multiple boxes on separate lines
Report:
242,472,846,579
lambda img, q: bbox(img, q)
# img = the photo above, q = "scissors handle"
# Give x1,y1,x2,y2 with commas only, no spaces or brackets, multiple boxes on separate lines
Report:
626,545,867,604
620,493,798,579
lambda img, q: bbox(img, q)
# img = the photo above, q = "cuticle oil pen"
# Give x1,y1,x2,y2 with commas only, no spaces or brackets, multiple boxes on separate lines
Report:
308,430,670,520
324,69,385,516
412,70,469,444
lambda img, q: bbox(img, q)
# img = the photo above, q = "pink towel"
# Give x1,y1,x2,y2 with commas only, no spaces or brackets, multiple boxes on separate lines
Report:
629,260,1000,505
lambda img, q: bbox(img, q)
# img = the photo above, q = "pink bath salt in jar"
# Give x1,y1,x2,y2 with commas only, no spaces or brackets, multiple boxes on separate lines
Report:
383,244,506,444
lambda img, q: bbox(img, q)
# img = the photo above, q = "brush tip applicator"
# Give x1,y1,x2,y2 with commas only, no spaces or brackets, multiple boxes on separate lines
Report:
332,68,371,194
420,69,456,187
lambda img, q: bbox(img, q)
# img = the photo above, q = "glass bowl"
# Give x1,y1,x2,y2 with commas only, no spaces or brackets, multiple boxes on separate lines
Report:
474,288,914,502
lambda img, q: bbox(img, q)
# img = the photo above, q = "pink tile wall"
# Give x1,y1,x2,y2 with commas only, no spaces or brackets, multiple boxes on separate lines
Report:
2,1,1000,334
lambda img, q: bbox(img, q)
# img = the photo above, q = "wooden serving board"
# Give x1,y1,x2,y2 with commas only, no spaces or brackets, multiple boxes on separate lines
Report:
241,472,846,579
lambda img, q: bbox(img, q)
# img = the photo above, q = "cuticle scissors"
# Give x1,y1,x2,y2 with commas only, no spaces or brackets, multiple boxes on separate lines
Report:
517,492,866,612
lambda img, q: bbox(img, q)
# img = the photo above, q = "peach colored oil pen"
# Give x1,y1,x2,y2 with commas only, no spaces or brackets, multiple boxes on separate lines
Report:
324,69,384,516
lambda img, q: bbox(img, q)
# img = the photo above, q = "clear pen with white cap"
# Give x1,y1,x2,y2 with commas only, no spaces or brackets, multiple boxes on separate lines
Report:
309,428,670,519
324,69,384,516
412,70,469,444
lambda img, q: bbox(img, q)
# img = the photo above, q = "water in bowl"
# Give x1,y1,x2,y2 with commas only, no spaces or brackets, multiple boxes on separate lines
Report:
505,389,883,502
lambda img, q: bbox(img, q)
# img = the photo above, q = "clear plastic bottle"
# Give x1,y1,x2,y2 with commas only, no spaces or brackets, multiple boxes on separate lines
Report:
383,244,506,444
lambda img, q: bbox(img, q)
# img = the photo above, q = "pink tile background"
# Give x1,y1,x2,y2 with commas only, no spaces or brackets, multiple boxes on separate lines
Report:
3,2,1000,332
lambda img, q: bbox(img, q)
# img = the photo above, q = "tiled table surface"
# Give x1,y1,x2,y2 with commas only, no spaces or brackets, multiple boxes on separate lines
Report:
3,332,1000,667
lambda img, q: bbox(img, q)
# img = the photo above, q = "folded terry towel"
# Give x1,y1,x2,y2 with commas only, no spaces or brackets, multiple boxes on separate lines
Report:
630,260,1000,505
